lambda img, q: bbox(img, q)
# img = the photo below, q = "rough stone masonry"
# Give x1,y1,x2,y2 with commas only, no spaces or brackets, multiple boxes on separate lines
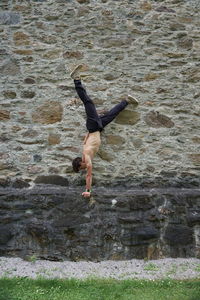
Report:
0,0,200,260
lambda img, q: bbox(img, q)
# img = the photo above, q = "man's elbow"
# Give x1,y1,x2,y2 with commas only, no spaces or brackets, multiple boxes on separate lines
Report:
86,164,92,175
86,172,92,180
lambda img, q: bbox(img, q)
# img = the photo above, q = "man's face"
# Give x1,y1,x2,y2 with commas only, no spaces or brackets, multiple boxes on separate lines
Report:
79,162,87,172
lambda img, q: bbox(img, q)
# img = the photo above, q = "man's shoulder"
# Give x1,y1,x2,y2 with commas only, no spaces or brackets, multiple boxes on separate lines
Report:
84,152,92,166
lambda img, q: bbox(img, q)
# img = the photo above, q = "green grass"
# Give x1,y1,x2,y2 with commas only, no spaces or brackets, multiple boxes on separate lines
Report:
0,278,200,300
143,263,160,272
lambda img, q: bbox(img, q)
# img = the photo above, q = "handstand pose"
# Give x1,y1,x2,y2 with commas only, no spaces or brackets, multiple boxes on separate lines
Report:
71,65,138,198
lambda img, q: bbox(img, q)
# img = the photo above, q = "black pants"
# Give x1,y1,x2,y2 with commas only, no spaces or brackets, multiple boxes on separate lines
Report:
74,80,128,133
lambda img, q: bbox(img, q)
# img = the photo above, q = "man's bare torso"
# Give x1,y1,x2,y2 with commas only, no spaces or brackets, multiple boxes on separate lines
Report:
83,131,101,160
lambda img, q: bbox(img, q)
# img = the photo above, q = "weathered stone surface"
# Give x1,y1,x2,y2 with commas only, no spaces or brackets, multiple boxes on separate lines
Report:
106,135,125,146
13,5,31,13
140,1,152,11
0,59,20,76
3,90,17,99
192,137,200,144
48,167,59,174
22,129,38,138
77,7,90,17
48,133,61,145
0,186,199,260
187,210,200,226
0,162,16,171
164,225,193,246
0,153,10,160
22,56,33,62
0,133,10,142
189,154,200,166
14,49,33,55
33,154,42,162
0,12,21,25
115,110,140,125
27,166,43,174
43,49,62,59
0,110,10,121
177,38,193,50
144,73,159,81
100,38,131,48
0,225,13,245
0,49,9,59
32,101,63,124
144,111,174,128
34,175,69,186
169,23,186,31
12,179,30,189
0,178,11,188
104,73,120,81
184,69,200,83
63,51,84,59
24,77,36,84
19,154,31,163
76,0,90,3
13,32,30,46
155,6,176,13
45,14,60,21
165,53,185,58
21,91,35,98
98,149,114,162
132,138,143,149
121,226,159,246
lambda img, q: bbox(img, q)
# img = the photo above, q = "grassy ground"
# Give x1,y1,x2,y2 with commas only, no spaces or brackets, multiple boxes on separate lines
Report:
0,278,200,300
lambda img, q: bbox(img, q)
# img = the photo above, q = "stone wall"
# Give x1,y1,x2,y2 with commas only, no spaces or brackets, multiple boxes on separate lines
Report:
0,0,200,260
0,185,199,261
0,0,200,186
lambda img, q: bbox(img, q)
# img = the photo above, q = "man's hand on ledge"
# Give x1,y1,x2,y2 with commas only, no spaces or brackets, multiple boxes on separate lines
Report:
82,191,91,198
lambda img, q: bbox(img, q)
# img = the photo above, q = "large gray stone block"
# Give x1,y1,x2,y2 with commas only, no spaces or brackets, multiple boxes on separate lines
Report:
0,12,21,25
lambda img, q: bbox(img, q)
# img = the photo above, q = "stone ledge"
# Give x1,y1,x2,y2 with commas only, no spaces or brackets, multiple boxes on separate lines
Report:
0,174,199,190
0,186,199,261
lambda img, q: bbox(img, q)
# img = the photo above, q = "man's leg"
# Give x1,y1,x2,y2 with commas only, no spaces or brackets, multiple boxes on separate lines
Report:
74,79,98,118
71,65,138,131
74,80,102,132
100,100,128,128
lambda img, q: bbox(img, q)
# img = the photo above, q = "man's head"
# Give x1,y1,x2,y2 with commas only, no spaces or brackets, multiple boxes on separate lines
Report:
72,157,82,172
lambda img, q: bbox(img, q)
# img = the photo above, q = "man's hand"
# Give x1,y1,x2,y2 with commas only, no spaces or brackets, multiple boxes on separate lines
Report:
82,191,91,198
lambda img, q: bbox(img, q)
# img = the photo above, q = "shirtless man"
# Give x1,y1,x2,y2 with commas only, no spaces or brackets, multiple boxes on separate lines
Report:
71,65,138,198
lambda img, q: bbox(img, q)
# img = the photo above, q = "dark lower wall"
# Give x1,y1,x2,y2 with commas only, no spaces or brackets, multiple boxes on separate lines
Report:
0,0,200,184
0,181,200,261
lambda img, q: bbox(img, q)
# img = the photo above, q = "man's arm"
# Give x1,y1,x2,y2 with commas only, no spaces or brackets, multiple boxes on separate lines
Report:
82,154,92,198
86,164,92,191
